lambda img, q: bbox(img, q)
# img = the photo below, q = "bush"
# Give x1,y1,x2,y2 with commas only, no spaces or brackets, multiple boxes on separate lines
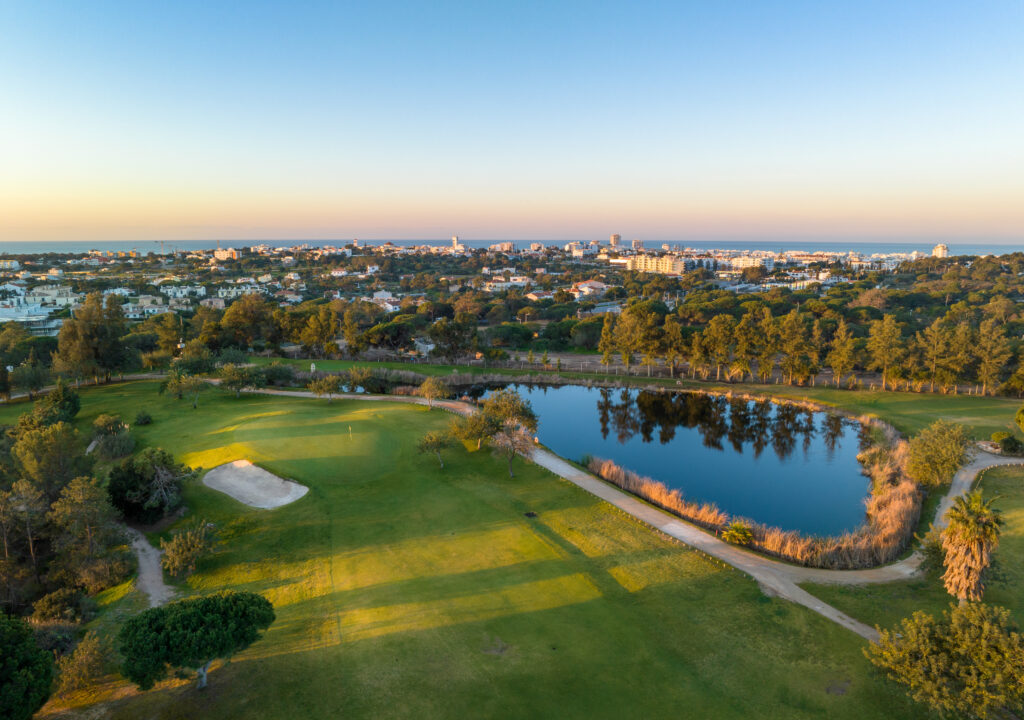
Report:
134,410,153,426
160,521,217,578
96,431,135,460
107,448,193,523
905,420,972,487
216,347,248,366
31,588,94,625
92,413,125,438
991,431,1011,443
721,520,754,546
262,361,295,387
999,435,1024,455
56,631,110,696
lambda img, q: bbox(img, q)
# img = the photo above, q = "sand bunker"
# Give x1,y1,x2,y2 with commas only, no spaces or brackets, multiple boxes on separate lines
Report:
203,460,309,509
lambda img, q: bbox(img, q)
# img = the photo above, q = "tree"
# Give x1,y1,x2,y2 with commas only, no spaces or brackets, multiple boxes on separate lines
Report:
755,308,777,382
0,612,53,720
9,480,46,580
346,366,371,392
703,314,735,381
417,377,450,408
449,412,500,450
0,365,9,402
417,431,452,469
56,631,109,696
941,490,1003,601
598,314,616,369
221,293,279,349
299,306,339,358
11,351,48,400
905,419,972,487
491,421,534,477
37,377,80,422
778,310,809,385
342,310,364,357
119,591,275,690
180,375,207,409
826,318,856,387
867,315,905,391
730,312,758,382
975,319,1011,395
48,477,120,559
54,293,129,383
308,375,341,403
161,520,217,579
428,317,475,362
12,422,90,500
916,318,950,392
219,363,260,398
613,310,645,370
480,388,538,432
865,602,1024,719
107,448,194,523
661,316,685,377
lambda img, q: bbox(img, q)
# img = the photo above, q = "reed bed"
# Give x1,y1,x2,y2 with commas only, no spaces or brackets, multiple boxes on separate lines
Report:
585,442,921,570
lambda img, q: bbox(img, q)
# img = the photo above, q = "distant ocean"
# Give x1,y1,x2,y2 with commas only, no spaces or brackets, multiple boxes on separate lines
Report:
1,238,1022,257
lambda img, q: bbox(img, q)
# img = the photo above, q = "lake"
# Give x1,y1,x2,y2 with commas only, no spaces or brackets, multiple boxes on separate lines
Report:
504,384,872,537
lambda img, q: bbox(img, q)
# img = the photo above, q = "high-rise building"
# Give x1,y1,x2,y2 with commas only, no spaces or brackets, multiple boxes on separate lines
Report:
932,243,949,258
609,234,621,247
631,238,643,250
625,255,687,275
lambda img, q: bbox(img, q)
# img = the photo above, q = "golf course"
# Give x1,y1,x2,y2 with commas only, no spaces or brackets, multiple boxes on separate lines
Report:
0,380,952,719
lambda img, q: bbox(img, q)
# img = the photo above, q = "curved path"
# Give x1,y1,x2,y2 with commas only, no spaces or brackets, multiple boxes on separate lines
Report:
241,387,1020,640
126,528,175,607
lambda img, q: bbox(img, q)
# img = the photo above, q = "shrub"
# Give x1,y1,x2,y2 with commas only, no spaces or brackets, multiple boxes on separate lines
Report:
31,588,94,625
96,431,135,460
92,413,125,438
107,448,194,523
160,521,217,578
999,435,1024,455
262,361,295,387
216,347,248,366
134,410,153,426
905,420,972,487
721,521,754,545
991,431,1011,443
56,631,110,696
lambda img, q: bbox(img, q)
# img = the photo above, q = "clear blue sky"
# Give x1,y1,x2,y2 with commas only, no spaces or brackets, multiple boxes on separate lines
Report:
1,1,1022,242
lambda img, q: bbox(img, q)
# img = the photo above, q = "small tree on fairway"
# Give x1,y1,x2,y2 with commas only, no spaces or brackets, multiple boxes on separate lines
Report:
941,490,1003,601
180,375,207,409
417,376,450,408
0,365,10,401
308,375,341,403
119,591,275,690
40,377,80,422
219,363,260,398
480,388,538,432
491,421,534,478
865,602,1024,719
417,431,452,469
905,420,972,487
0,612,53,720
11,351,48,400
449,412,500,450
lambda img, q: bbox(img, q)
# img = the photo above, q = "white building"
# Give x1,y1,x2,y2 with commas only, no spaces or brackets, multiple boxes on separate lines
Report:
162,284,207,299
932,244,950,259
25,285,81,307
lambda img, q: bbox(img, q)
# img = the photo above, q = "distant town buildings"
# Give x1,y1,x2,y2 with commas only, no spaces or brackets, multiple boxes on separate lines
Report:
933,243,949,258
609,234,621,248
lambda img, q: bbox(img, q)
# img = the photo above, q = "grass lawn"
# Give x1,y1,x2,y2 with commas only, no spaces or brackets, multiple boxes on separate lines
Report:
0,382,931,719
250,356,1024,438
803,463,1024,632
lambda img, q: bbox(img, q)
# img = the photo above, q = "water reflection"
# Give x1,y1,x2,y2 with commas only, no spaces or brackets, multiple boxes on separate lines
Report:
596,388,858,462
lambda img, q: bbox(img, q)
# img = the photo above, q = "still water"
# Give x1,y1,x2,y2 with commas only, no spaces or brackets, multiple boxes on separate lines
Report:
507,385,871,536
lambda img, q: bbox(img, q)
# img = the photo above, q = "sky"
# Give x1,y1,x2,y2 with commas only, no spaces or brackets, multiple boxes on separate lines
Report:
1,1,1023,243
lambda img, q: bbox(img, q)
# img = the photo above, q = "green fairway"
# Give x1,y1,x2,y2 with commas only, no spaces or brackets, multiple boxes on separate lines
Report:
803,463,1024,632
0,382,933,719
250,356,1024,438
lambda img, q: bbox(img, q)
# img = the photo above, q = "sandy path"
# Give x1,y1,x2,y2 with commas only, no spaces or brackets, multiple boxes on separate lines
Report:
240,387,1020,641
126,528,174,607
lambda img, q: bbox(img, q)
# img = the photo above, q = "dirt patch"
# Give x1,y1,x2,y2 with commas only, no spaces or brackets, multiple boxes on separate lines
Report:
126,528,174,608
203,460,309,509
826,679,851,696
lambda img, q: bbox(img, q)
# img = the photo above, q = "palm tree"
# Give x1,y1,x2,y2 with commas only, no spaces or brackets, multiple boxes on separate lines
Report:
940,490,1003,601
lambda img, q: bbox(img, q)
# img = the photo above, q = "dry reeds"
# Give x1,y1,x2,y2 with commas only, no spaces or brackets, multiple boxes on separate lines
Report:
586,444,921,569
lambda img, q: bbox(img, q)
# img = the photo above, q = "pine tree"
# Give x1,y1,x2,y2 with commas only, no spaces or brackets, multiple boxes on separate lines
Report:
975,318,1012,395
826,318,856,387
867,314,905,391
598,313,616,369
917,318,951,392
